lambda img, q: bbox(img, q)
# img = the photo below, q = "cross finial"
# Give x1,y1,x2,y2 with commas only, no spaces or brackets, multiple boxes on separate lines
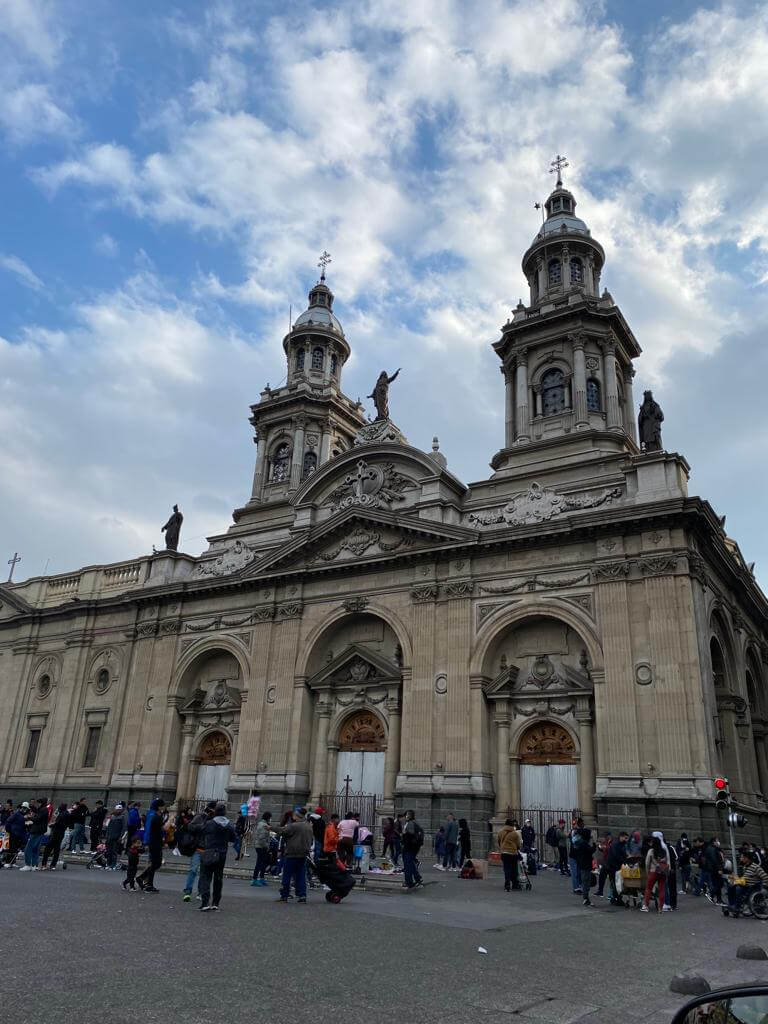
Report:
318,250,332,280
550,153,569,186
7,551,21,583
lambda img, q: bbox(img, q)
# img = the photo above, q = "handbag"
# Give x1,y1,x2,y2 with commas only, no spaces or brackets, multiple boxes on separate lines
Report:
201,848,224,867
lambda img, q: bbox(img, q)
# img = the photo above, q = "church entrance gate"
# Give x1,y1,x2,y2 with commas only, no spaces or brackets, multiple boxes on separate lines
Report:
334,710,385,797
518,721,579,817
194,731,231,804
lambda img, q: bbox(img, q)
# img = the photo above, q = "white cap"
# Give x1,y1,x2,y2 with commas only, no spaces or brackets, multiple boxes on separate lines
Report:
21,801,30,808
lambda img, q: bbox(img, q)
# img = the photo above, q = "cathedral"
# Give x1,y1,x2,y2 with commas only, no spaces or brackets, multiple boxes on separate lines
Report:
2,171,767,846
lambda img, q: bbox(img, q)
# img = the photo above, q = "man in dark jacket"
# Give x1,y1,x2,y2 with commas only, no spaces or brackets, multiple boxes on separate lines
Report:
183,802,216,901
571,819,596,907
195,802,237,911
20,798,50,870
136,798,165,892
104,805,126,869
703,838,725,904
604,831,629,904
307,807,327,861
276,808,314,904
2,804,28,867
401,809,424,891
68,798,89,853
89,801,107,851
126,802,142,845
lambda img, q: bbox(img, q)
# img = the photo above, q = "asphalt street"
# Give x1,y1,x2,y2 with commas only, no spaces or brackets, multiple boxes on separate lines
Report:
2,862,767,1023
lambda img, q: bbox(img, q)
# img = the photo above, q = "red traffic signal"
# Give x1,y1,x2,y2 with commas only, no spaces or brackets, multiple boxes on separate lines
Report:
714,777,729,790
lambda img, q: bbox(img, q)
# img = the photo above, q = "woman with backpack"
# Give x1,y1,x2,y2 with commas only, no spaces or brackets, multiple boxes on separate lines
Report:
641,833,669,912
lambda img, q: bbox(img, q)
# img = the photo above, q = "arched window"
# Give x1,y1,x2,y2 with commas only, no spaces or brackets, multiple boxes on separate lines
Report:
548,259,562,287
302,451,317,478
586,378,601,412
296,348,305,371
541,368,566,415
311,347,324,370
552,198,562,211
710,637,727,689
270,443,291,483
570,258,583,284
330,353,338,376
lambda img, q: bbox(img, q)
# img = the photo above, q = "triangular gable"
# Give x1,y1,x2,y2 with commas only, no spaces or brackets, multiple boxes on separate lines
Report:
0,584,34,618
240,506,477,578
307,643,401,690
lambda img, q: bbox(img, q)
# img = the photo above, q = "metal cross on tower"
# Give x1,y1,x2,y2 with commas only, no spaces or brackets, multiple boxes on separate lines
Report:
550,153,569,186
7,551,21,583
318,250,332,280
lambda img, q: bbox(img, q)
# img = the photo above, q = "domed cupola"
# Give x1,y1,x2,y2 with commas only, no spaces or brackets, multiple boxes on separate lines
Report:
521,157,605,307
283,252,351,388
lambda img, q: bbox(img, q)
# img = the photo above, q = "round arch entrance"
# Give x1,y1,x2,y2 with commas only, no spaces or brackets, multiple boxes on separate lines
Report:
519,722,579,811
195,731,232,803
335,710,386,796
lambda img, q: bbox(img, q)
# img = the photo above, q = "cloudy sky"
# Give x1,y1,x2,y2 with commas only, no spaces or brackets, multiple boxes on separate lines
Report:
1,0,767,586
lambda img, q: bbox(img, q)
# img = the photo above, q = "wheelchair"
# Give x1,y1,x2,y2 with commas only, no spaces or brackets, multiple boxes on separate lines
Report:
722,883,768,920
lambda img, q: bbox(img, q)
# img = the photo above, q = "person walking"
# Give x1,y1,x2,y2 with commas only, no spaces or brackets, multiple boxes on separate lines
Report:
2,803,28,867
433,826,446,867
401,809,424,891
458,817,471,867
250,811,273,886
103,804,126,869
41,802,70,870
182,802,215,901
702,837,725,905
442,813,459,871
677,834,692,894
555,819,569,876
276,808,313,904
572,819,595,907
20,798,49,871
122,834,144,890
136,798,165,893
68,798,89,854
393,813,404,868
195,802,237,912
655,831,677,911
126,802,142,846
89,800,107,851
641,834,669,912
497,818,522,892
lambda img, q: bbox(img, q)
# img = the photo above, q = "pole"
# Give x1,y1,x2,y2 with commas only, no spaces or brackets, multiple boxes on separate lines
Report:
344,774,351,810
728,815,738,873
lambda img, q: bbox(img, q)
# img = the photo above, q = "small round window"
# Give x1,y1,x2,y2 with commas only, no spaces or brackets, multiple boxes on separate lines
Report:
37,674,51,697
95,668,110,693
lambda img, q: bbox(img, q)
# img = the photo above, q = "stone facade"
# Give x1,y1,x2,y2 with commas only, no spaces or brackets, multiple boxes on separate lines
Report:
2,180,767,848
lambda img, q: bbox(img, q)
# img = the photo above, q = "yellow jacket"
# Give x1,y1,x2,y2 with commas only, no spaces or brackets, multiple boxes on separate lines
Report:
497,826,522,854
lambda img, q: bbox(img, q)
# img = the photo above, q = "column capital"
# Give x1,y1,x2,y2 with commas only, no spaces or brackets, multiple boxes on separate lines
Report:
570,331,586,351
517,345,529,363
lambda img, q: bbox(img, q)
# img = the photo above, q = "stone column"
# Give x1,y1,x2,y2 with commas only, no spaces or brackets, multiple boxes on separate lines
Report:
603,338,622,429
586,255,596,295
504,364,515,447
289,416,306,489
533,386,542,418
754,730,768,800
515,348,530,443
250,432,267,500
562,245,570,289
401,592,435,774
320,427,332,465
624,367,638,443
326,741,339,794
174,724,197,800
510,754,521,811
383,695,402,804
494,706,511,815
576,705,596,818
536,256,546,299
572,334,589,429
310,700,332,803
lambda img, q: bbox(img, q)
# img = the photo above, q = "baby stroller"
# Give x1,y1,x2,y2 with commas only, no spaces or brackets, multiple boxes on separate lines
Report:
311,853,356,904
86,843,109,869
518,852,533,891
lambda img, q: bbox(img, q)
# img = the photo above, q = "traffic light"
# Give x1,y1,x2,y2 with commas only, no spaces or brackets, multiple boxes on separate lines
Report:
714,776,730,811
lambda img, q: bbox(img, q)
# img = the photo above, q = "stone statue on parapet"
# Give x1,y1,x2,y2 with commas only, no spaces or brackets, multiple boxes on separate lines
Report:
161,504,183,551
368,368,401,421
638,391,664,453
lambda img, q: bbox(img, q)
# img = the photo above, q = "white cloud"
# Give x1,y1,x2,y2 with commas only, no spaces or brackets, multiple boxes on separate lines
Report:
0,253,44,291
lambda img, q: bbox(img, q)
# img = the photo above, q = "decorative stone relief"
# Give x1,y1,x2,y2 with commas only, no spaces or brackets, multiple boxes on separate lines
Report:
160,619,181,635
592,561,630,581
687,553,708,586
526,656,561,689
266,686,276,703
277,602,303,619
635,661,653,686
518,722,576,760
342,597,369,613
32,654,61,699
185,612,255,632
480,571,590,595
434,673,448,694
353,420,408,446
325,460,416,512
411,584,438,603
468,482,622,528
638,556,678,577
514,700,576,719
445,580,474,599
476,601,518,629
562,594,593,616
253,607,275,622
314,528,412,562
136,622,158,638
196,540,259,578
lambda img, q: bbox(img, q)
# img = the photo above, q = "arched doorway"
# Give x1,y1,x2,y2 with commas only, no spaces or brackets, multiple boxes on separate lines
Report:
195,731,232,803
519,722,578,810
335,710,386,796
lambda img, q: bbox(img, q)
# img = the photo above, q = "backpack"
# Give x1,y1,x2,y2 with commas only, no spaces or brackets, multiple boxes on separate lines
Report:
545,826,557,847
409,823,424,850
176,829,198,857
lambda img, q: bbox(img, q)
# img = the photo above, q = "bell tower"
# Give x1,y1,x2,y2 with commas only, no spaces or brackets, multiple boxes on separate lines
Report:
492,157,641,476
243,254,367,512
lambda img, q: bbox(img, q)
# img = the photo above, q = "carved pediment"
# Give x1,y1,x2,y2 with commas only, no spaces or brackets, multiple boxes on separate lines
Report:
242,507,477,577
468,481,622,528
487,656,592,698
307,644,401,691
182,678,242,714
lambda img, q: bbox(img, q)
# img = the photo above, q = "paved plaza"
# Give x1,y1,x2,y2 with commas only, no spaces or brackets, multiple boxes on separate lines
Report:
2,862,767,1023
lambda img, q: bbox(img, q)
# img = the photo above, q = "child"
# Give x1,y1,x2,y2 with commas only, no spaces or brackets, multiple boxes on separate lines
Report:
460,859,478,879
433,826,446,866
122,835,143,890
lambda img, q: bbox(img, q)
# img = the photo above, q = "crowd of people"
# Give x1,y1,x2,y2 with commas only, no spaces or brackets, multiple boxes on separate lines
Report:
3,796,766,916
